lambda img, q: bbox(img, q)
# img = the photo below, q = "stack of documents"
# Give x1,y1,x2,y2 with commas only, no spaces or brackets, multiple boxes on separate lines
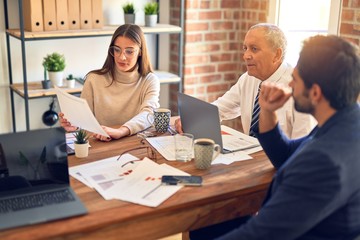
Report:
146,125,262,165
69,154,189,207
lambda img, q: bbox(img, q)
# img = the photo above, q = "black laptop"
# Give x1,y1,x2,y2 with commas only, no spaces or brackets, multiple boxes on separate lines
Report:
0,127,87,230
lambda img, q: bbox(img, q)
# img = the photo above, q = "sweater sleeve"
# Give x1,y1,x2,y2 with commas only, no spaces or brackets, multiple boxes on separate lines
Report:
122,73,160,134
80,73,96,113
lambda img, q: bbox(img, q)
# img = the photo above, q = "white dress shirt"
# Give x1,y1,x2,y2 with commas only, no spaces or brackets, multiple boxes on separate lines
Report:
213,62,316,139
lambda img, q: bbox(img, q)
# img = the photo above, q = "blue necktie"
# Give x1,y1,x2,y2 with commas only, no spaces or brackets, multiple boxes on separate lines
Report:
249,83,261,137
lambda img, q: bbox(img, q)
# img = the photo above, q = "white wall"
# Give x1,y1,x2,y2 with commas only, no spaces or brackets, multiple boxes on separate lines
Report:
0,0,170,134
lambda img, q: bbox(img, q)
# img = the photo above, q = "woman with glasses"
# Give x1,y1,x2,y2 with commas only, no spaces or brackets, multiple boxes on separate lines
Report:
59,24,160,141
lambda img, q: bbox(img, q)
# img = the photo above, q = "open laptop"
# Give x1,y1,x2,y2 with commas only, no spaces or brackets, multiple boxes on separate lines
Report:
0,127,87,231
177,93,259,154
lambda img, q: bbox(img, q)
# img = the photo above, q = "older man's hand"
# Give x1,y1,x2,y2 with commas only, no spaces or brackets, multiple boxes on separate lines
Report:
174,117,184,134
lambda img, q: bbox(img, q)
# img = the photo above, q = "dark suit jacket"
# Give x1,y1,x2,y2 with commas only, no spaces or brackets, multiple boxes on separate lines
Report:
217,103,360,240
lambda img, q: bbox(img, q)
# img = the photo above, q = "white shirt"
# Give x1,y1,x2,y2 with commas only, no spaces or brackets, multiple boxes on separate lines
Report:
213,62,316,139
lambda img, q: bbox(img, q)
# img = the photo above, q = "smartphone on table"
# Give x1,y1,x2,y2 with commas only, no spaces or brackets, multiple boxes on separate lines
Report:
161,175,203,186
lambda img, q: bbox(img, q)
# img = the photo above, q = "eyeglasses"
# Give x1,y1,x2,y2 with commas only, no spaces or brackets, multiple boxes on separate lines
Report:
117,146,157,167
109,46,139,59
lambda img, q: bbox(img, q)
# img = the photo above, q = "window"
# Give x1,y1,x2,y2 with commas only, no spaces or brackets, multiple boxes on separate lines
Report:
268,0,342,66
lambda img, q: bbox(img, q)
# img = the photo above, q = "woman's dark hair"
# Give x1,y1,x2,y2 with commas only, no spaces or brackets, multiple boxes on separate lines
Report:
297,35,360,109
88,24,153,83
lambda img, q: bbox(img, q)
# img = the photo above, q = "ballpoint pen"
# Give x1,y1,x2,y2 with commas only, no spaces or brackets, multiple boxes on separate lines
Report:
168,126,177,135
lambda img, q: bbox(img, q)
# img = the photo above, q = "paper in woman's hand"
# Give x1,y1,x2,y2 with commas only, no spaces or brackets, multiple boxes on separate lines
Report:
55,86,110,137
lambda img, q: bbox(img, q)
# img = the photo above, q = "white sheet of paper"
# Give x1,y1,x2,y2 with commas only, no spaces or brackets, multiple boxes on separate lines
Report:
145,136,177,160
75,155,189,207
221,125,262,154
212,151,252,165
69,154,137,188
54,86,109,137
108,158,188,207
79,154,140,200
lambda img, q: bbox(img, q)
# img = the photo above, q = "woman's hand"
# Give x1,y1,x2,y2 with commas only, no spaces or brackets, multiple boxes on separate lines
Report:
59,112,78,132
93,126,131,142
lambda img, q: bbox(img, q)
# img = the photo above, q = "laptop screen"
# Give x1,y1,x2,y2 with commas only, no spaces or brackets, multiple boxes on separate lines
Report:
0,127,69,193
177,92,224,152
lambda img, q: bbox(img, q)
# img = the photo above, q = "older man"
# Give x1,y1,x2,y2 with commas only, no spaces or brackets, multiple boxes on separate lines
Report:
212,35,360,240
175,23,315,138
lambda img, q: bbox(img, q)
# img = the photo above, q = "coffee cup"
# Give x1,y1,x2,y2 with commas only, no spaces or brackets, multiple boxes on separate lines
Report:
147,108,171,133
194,138,221,170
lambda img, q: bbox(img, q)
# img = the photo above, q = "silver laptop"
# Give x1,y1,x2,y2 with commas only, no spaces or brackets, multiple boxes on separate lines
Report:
178,92,232,153
0,127,87,231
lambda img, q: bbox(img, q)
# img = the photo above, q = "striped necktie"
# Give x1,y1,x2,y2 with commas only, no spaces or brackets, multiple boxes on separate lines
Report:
249,83,262,137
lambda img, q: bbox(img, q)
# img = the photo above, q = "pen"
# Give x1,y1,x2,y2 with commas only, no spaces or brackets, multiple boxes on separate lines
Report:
142,184,162,199
168,126,177,135
224,144,260,153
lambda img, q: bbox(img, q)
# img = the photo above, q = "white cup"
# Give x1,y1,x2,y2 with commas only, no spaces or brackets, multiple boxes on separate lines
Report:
194,138,220,170
174,133,194,162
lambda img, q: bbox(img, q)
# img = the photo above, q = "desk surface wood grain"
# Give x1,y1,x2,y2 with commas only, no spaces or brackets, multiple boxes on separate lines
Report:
0,131,275,240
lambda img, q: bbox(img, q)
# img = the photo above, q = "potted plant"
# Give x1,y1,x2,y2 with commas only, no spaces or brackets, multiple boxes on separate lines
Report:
66,74,76,88
42,52,66,87
41,67,52,89
144,2,158,27
123,2,135,24
73,128,90,158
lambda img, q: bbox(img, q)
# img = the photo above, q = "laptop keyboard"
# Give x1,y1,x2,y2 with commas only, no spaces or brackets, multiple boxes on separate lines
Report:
0,189,75,214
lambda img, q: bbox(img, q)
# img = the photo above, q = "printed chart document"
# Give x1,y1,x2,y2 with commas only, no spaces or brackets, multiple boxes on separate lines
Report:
55,86,109,137
69,154,189,207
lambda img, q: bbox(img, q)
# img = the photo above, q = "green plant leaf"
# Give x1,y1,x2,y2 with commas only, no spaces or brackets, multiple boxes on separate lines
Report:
73,128,89,144
144,2,158,15
18,151,29,166
42,52,66,72
123,2,135,14
39,146,47,164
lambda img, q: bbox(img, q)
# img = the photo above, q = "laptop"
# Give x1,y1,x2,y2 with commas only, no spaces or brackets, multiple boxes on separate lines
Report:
0,127,87,231
177,92,259,154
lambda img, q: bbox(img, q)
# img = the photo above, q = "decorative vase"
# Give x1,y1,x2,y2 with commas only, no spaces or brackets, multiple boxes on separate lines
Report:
74,142,89,158
145,14,157,27
48,71,64,87
124,14,135,24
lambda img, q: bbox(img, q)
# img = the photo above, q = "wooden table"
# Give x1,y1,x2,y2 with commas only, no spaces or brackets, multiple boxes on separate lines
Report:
0,132,275,240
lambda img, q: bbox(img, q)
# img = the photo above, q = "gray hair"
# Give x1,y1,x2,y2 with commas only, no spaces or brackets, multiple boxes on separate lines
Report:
250,23,287,61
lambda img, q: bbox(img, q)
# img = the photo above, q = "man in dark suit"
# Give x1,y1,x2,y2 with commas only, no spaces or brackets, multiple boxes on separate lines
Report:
196,35,360,239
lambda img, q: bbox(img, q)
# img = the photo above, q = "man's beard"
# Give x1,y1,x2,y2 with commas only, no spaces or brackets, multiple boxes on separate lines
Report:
293,89,314,114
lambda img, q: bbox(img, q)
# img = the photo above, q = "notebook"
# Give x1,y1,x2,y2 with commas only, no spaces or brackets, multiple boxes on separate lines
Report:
177,92,259,154
0,127,87,231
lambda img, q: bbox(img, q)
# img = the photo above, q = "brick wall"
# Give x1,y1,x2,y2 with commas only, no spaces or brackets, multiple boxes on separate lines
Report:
170,0,360,130
170,0,268,130
340,0,360,45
